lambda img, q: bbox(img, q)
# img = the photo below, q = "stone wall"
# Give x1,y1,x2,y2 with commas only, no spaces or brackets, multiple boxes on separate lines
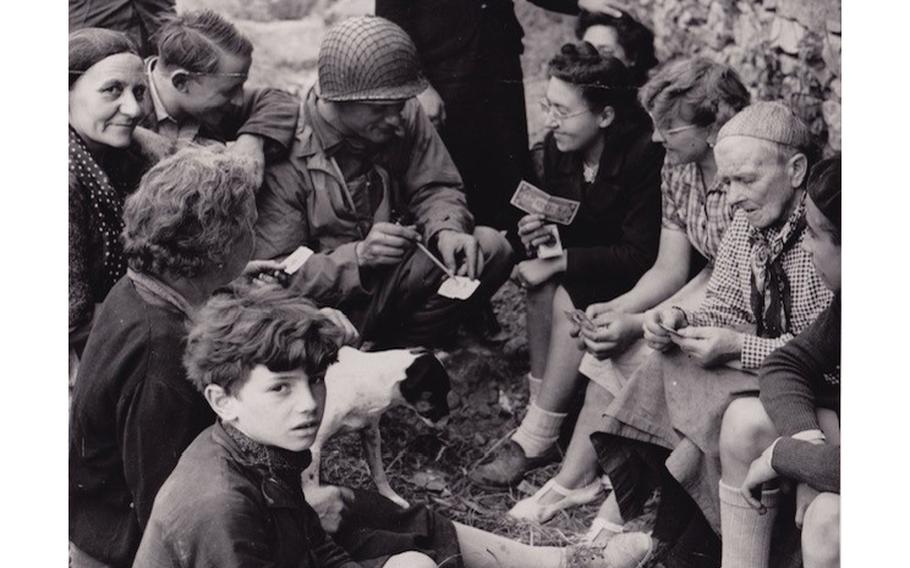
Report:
617,0,842,153
180,0,841,153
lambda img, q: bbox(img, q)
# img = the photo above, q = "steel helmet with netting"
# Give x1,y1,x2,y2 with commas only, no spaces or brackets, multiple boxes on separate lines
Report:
318,15,428,102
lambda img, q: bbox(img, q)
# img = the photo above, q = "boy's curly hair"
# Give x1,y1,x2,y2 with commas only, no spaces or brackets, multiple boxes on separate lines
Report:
183,282,346,394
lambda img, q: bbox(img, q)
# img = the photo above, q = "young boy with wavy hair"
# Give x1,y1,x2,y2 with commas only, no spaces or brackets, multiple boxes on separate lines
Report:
133,283,435,568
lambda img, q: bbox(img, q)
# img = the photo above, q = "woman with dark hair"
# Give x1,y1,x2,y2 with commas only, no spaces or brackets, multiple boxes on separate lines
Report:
576,8,658,86
69,28,150,362
68,147,288,568
471,42,664,493
503,57,753,530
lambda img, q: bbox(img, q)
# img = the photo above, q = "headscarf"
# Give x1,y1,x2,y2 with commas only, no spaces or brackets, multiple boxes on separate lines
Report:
69,28,139,88
69,29,140,292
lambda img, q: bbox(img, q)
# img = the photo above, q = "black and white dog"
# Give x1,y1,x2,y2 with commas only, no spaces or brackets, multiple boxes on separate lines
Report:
303,346,451,508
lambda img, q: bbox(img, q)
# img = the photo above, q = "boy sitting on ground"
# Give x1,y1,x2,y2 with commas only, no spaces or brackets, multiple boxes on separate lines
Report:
134,282,616,568
132,283,435,568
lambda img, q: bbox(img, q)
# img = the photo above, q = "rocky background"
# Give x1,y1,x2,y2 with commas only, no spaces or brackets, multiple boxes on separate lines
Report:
174,0,842,547
180,0,841,153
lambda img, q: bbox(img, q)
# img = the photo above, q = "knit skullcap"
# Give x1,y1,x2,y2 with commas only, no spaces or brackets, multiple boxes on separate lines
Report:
717,101,814,152
807,155,841,231
318,16,428,102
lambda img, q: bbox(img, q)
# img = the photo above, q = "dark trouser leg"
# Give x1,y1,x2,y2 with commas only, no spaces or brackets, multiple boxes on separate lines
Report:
590,432,665,523
334,489,463,568
628,440,721,568
436,69,529,232
591,432,721,566
361,227,513,348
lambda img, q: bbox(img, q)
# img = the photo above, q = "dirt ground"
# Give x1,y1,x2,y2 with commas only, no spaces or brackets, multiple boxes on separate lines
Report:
175,0,650,548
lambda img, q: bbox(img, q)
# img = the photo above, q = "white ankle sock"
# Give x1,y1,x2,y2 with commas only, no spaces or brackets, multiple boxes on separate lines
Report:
527,373,543,404
511,402,566,458
719,480,779,568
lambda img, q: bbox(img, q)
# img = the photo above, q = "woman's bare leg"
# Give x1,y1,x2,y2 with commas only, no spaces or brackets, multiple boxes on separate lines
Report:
525,281,557,380
542,381,614,504
534,286,587,413
452,522,565,568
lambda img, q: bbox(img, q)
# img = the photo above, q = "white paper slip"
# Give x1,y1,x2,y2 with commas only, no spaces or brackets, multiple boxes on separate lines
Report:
281,246,315,274
536,224,563,259
437,276,481,300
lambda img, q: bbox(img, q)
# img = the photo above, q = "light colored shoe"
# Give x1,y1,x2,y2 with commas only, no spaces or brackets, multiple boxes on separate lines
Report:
602,531,654,568
508,477,605,523
580,516,625,548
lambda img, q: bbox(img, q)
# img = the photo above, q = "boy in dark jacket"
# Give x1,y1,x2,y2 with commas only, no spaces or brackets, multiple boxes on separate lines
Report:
134,283,609,568
132,284,436,568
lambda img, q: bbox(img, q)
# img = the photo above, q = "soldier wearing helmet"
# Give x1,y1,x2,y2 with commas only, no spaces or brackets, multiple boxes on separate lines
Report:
253,16,514,348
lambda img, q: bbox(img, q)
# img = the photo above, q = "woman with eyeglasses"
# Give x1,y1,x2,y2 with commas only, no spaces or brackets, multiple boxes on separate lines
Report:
545,57,751,567
470,42,664,492
69,28,153,372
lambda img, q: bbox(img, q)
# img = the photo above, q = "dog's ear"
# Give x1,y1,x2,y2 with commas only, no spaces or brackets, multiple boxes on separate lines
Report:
399,353,450,422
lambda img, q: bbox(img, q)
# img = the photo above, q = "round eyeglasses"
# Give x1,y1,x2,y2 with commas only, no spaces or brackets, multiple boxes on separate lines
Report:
661,124,699,136
539,99,590,123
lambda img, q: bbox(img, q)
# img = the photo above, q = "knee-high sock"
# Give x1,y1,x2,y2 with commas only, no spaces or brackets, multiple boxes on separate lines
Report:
511,402,566,458
719,480,779,568
527,373,543,405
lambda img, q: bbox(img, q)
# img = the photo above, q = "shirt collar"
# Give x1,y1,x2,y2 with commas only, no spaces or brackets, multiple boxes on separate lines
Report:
303,88,347,156
146,57,175,124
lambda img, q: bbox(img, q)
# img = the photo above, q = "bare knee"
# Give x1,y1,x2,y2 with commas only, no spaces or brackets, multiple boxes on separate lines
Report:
802,493,840,568
526,280,557,310
719,397,778,468
384,551,437,568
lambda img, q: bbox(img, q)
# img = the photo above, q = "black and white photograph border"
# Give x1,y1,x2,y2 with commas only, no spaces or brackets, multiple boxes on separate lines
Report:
2,0,907,566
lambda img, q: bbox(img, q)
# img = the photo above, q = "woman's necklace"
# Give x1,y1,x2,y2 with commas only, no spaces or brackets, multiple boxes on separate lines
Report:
582,160,599,183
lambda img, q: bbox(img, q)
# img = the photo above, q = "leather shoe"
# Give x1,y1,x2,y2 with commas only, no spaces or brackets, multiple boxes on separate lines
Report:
469,440,560,488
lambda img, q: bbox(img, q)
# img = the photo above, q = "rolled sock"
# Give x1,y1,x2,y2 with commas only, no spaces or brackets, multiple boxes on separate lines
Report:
511,402,567,458
719,480,779,568
527,373,543,404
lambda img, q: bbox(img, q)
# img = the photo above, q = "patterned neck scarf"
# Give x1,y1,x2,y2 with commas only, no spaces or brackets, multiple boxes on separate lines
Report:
222,421,312,485
68,127,127,290
748,193,806,338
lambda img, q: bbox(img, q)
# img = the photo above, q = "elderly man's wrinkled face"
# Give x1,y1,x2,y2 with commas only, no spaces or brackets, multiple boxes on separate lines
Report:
69,52,148,150
716,136,806,229
802,199,841,291
335,100,407,145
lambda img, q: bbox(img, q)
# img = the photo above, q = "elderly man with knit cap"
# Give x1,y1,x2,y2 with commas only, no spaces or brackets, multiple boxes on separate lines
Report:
254,16,513,348
575,102,834,568
715,155,842,568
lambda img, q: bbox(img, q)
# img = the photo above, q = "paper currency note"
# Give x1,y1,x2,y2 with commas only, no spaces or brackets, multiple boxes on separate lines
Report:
510,180,580,225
